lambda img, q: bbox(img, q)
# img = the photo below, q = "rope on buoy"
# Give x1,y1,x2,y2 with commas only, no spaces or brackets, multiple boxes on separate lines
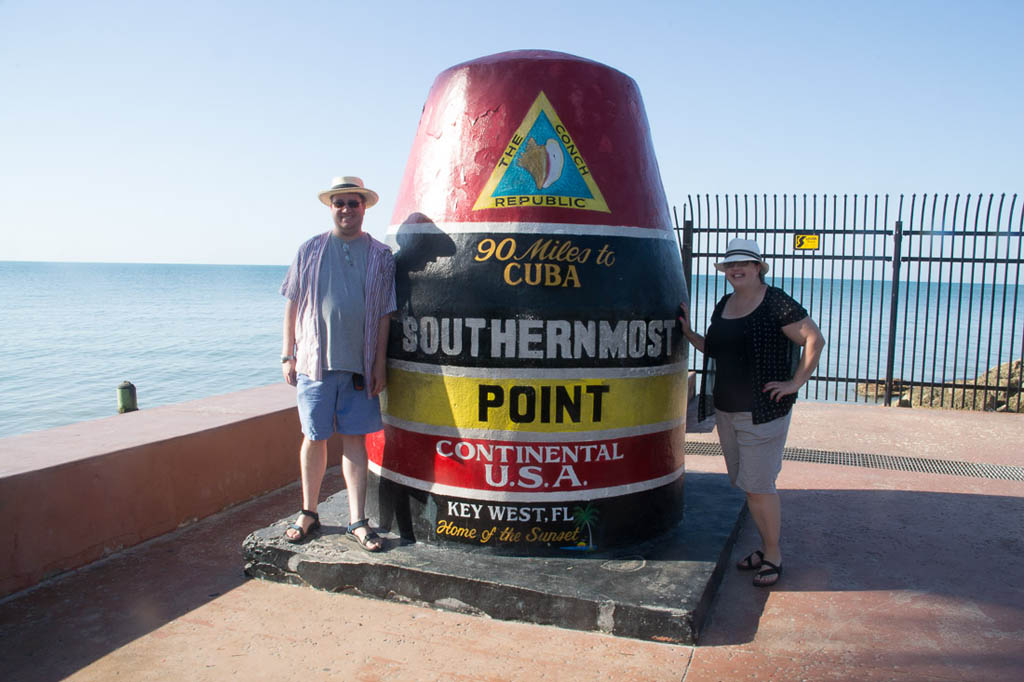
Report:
117,381,138,413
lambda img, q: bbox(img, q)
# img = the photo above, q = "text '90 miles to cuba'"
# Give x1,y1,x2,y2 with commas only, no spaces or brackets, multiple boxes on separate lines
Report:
474,236,614,288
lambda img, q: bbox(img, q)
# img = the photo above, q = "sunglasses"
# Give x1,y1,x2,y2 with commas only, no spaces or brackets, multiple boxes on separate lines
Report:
332,199,363,209
724,260,759,269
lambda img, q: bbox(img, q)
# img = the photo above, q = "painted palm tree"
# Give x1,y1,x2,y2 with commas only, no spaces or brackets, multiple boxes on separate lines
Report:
572,504,599,550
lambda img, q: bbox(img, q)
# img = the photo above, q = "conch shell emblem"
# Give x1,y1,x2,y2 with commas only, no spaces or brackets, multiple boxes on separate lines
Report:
517,137,565,190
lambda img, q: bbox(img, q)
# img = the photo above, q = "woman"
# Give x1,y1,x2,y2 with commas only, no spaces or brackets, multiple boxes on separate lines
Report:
678,238,824,587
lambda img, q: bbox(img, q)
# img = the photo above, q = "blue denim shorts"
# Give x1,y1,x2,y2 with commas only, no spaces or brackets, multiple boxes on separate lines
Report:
295,371,383,440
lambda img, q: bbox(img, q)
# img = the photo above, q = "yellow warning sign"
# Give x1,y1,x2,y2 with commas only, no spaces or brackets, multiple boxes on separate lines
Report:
794,234,820,250
473,92,609,212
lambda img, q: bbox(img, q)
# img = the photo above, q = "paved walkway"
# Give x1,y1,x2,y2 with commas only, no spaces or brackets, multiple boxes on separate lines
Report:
1,403,1022,681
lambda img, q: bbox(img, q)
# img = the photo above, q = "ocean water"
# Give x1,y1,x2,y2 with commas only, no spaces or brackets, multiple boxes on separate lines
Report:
2,262,1022,440
0,261,286,439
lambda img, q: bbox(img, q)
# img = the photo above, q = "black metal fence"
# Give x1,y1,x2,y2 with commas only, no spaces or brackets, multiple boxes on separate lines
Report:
675,193,1024,411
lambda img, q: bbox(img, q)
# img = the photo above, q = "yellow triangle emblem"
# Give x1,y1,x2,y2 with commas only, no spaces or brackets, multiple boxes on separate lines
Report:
473,92,610,213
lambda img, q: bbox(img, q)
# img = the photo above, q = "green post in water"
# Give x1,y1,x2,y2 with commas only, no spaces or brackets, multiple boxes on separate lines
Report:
117,381,138,413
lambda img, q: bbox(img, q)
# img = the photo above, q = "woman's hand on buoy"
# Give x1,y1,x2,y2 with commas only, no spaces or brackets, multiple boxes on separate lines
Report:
677,302,692,334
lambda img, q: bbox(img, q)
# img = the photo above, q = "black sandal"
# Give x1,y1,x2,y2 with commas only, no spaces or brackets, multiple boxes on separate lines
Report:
753,560,782,587
345,518,383,552
737,550,764,571
284,509,321,544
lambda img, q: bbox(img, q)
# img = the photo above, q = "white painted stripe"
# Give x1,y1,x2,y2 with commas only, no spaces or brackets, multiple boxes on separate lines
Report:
368,461,685,502
386,359,688,379
380,415,686,442
386,221,675,240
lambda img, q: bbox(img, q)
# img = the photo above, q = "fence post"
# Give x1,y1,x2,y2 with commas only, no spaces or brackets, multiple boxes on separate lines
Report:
682,218,694,296
884,219,904,406
672,205,694,297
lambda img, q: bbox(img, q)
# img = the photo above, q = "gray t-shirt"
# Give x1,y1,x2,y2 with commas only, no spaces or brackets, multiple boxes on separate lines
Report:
317,233,369,373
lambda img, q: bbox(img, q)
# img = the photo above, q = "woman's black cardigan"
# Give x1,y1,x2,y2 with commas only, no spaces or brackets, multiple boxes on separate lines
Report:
697,286,809,425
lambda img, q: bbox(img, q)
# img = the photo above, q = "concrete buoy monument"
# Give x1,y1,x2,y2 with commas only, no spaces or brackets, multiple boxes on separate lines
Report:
367,50,688,554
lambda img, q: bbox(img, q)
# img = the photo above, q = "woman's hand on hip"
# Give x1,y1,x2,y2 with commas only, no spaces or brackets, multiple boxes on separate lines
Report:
763,380,799,401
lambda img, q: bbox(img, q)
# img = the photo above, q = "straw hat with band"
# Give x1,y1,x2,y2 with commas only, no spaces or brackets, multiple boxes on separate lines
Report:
318,176,379,208
714,238,770,275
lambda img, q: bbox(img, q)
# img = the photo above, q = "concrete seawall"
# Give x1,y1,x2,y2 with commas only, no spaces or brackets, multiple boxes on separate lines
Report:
0,384,323,597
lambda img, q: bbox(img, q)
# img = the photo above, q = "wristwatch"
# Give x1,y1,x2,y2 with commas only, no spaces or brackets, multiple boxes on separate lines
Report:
281,355,296,363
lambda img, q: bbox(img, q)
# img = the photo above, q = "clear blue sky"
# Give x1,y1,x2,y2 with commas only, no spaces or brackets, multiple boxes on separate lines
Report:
2,0,1021,265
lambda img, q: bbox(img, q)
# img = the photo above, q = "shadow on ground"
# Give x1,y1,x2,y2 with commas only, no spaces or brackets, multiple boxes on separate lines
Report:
700,486,1024,647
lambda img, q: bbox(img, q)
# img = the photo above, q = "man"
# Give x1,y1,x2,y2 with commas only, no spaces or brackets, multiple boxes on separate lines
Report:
280,176,396,551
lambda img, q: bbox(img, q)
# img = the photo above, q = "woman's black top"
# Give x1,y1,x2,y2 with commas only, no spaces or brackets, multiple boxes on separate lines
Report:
698,286,809,424
705,316,753,412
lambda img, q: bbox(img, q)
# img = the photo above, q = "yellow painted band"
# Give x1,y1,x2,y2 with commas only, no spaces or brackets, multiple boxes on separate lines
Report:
383,367,687,433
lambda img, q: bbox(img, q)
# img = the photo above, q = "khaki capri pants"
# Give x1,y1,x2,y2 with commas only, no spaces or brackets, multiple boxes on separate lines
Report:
714,410,792,494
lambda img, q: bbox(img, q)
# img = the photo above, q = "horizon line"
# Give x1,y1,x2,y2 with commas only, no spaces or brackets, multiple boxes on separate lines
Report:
0,259,290,268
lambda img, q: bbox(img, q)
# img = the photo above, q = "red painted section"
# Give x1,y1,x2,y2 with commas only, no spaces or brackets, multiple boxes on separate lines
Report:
390,50,671,230
371,427,683,497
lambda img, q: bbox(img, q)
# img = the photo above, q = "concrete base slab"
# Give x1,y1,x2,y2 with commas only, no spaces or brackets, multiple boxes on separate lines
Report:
243,472,745,644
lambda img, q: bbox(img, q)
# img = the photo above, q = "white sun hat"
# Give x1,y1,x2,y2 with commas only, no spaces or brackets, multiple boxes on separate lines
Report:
714,238,770,274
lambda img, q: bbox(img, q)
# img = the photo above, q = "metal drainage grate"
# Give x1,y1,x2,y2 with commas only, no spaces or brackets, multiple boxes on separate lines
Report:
684,441,1024,482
